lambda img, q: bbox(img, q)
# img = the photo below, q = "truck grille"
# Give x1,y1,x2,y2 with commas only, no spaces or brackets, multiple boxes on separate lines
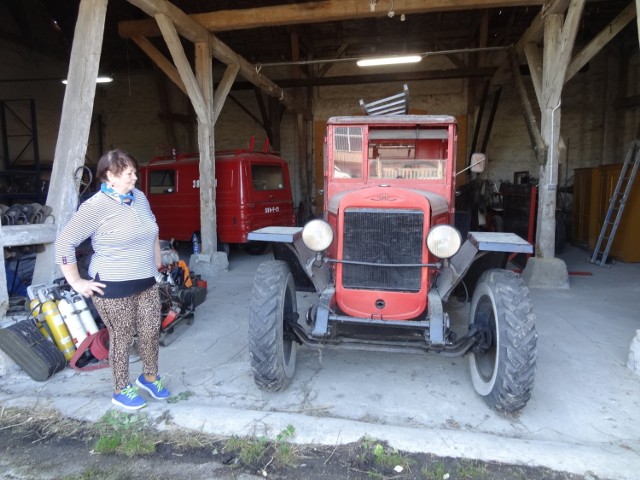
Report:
342,209,424,292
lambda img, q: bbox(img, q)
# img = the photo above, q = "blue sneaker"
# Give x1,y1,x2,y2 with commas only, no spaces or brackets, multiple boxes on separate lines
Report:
136,374,171,400
112,385,146,410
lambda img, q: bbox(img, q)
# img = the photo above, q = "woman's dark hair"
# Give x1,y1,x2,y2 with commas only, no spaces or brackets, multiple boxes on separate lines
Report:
96,149,139,183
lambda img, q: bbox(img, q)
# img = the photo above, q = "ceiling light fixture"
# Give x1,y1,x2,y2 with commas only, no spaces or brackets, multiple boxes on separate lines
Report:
61,75,113,85
356,55,422,67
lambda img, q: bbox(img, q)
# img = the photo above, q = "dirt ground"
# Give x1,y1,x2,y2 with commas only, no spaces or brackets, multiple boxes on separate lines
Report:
0,410,591,480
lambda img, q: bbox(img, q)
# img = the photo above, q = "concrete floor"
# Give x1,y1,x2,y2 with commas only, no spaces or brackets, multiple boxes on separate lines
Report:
1,245,639,480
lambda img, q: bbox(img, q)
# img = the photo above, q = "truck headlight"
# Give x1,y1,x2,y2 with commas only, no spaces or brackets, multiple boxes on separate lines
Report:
302,219,334,252
426,225,462,259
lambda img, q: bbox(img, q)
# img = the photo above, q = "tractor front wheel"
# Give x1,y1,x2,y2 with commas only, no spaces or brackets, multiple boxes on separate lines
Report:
249,260,298,391
468,269,537,412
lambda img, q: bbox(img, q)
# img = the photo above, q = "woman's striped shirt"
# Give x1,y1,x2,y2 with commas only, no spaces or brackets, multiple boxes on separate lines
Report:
55,188,159,282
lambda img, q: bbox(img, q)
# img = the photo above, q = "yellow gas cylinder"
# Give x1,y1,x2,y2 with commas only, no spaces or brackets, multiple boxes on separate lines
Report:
29,298,53,342
41,299,75,360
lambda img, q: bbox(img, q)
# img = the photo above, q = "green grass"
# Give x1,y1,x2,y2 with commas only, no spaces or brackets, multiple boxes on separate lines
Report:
92,410,156,456
422,460,448,480
223,424,298,471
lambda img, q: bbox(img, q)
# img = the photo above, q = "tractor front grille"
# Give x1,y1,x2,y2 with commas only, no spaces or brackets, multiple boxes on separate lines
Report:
342,208,424,292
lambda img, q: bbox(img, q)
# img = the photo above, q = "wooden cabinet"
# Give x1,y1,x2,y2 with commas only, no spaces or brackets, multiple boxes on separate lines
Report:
572,164,640,262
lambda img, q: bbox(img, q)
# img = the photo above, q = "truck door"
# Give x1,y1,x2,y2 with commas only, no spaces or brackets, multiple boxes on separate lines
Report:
146,163,200,241
247,161,295,236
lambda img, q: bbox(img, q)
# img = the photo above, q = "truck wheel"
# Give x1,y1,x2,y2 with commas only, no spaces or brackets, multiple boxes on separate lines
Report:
249,260,297,391
216,238,230,256
245,241,270,255
468,269,537,412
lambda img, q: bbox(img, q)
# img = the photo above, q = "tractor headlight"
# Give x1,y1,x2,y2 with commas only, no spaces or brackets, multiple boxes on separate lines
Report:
426,225,462,259
302,219,334,252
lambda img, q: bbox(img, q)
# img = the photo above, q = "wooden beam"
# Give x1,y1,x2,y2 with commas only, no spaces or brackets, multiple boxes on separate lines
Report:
536,1,585,260
119,0,545,37
480,88,502,152
541,0,572,15
1,224,57,247
195,40,216,255
509,49,546,162
544,0,585,107
131,35,186,95
637,0,640,48
565,2,636,83
32,0,108,288
125,0,206,43
126,0,306,117
470,80,490,154
523,41,543,107
212,63,240,124
490,9,545,88
155,13,207,123
255,66,497,88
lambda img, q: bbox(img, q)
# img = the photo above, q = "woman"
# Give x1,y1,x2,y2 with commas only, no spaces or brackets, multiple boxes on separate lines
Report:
55,149,170,410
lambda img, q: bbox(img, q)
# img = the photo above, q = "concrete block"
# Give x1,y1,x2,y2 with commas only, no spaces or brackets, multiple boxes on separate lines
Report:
521,257,570,289
188,252,228,283
627,330,640,378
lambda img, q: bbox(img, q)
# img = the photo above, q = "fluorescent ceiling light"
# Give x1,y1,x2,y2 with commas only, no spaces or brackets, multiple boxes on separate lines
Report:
61,75,113,85
356,55,422,67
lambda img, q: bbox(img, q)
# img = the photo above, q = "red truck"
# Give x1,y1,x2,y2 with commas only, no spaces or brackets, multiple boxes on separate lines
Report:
247,115,537,412
138,147,296,254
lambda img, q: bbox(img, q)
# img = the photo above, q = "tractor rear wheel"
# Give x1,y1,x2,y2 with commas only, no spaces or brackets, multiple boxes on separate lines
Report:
468,269,537,412
249,260,298,391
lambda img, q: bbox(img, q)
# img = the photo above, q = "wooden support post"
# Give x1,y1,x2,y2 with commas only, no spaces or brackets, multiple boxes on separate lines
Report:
195,41,216,256
536,0,585,260
31,0,108,287
291,30,310,221
637,0,640,48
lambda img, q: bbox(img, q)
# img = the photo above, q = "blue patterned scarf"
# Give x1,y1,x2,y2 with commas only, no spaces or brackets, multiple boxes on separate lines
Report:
101,182,135,205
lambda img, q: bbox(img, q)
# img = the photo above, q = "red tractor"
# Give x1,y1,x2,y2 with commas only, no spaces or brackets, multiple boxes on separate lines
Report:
248,115,537,412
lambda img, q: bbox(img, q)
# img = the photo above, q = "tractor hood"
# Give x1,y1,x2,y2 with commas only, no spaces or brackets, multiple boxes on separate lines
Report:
327,186,449,216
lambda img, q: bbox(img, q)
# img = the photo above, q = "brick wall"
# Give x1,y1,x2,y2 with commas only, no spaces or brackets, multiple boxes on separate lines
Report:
1,38,637,209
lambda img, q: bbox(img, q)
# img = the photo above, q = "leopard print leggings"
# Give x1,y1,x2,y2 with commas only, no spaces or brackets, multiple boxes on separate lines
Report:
92,284,161,392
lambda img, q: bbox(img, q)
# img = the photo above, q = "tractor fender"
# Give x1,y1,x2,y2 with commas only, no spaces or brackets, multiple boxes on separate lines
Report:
436,231,532,301
248,227,331,293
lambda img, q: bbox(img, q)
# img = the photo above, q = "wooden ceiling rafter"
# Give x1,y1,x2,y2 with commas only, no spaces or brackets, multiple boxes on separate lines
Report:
125,0,308,117
119,0,547,38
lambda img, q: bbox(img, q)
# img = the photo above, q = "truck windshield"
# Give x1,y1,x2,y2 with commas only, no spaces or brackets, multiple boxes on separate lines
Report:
333,126,363,179
149,170,176,194
251,164,285,190
331,125,448,180
368,127,447,180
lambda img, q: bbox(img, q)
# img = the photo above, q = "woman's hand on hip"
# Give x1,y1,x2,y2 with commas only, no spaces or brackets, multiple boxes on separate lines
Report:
71,278,106,298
